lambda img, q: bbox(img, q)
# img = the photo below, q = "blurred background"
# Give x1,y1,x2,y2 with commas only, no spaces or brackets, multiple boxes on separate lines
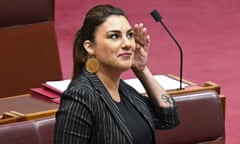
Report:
55,0,240,143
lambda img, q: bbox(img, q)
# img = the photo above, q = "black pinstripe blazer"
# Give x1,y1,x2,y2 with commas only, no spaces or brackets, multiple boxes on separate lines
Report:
54,69,179,144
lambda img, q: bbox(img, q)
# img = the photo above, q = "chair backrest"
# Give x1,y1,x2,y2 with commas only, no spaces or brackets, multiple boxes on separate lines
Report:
0,0,62,98
0,116,55,144
156,90,225,144
0,91,224,144
0,119,38,144
33,117,56,144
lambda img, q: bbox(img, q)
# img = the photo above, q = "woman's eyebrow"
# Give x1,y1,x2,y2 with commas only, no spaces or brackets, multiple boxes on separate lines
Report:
107,28,133,33
127,28,134,33
107,30,121,33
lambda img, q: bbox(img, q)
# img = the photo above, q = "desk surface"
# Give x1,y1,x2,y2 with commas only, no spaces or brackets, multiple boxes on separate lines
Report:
0,81,223,114
0,94,58,114
0,79,225,125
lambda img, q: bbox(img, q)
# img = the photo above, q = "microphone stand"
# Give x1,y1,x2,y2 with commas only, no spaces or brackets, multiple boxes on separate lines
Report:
151,10,183,90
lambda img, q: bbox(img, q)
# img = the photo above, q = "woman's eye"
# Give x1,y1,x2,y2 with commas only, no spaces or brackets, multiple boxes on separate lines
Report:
110,34,119,39
127,32,134,39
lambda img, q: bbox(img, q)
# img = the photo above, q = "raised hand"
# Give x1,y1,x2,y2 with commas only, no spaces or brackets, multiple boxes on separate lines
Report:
132,23,151,72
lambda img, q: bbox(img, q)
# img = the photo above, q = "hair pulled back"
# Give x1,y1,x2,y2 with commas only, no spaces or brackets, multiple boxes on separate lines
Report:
72,4,127,80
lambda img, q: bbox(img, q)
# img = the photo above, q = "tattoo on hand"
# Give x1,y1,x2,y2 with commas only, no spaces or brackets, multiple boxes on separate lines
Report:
161,93,173,105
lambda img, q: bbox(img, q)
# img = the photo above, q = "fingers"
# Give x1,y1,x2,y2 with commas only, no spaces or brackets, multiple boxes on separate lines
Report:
134,23,150,49
132,23,150,71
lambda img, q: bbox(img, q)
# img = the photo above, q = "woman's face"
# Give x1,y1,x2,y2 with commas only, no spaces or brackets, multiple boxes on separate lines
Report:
90,15,136,73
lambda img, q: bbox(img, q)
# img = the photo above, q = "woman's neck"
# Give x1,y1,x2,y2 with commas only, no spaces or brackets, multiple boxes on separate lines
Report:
96,69,121,102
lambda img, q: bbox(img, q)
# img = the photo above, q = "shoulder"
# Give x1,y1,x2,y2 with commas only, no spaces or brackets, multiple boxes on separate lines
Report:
56,76,98,130
62,75,97,102
57,75,101,120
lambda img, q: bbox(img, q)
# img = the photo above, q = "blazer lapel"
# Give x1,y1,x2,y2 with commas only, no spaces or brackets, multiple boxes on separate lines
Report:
83,71,132,144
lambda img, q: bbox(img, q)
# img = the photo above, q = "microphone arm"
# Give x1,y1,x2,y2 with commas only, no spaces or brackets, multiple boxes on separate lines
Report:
150,9,184,90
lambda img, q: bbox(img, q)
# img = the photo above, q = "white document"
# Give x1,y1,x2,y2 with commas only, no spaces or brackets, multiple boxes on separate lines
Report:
124,75,189,93
44,75,188,94
45,79,71,92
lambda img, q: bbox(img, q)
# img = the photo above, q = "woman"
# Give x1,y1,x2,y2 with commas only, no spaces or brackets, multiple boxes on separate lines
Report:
54,4,180,144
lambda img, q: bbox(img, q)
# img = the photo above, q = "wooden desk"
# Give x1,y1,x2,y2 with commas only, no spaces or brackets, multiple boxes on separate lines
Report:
0,94,58,124
166,75,225,115
0,76,226,125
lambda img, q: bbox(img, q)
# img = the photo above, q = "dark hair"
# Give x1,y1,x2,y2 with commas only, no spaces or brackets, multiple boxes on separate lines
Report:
72,4,127,80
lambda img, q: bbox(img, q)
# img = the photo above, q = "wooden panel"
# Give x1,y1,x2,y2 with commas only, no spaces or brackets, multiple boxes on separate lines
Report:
0,21,62,98
0,0,54,27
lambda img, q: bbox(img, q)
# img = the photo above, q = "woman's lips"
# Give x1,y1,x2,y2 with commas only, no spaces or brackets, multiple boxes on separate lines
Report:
118,52,132,58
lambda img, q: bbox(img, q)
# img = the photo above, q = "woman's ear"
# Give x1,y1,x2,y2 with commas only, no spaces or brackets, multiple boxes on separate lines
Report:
83,40,95,55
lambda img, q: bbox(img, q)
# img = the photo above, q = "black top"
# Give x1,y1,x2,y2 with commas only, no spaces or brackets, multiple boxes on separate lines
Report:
54,68,180,144
115,94,153,144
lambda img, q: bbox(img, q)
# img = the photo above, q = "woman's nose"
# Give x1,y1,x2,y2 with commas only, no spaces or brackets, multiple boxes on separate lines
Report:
121,37,132,49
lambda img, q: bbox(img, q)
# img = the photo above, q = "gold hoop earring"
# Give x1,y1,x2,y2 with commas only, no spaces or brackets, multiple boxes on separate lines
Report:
86,56,100,73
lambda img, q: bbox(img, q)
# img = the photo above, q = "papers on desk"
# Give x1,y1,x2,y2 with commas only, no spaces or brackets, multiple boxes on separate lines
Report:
124,75,189,94
29,80,70,104
29,75,189,104
29,88,59,99
43,79,71,94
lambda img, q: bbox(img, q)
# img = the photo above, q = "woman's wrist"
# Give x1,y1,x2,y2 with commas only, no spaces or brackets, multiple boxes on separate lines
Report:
132,66,173,107
132,65,148,78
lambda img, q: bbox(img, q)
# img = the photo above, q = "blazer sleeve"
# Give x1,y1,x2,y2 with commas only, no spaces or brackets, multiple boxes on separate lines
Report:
146,96,180,130
54,84,96,144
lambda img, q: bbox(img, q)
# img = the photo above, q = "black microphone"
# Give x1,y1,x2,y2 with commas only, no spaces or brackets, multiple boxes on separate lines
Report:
150,9,184,90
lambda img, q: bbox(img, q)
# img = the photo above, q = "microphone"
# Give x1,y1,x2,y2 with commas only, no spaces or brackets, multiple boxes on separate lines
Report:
150,9,184,90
